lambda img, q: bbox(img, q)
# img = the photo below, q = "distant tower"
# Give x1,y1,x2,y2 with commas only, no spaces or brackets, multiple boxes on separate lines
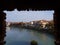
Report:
7,22,10,27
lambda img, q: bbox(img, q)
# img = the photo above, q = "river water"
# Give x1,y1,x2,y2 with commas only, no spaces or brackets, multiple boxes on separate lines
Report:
5,26,55,45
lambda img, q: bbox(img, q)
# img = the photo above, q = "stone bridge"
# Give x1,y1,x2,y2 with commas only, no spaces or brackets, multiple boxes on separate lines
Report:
0,0,60,45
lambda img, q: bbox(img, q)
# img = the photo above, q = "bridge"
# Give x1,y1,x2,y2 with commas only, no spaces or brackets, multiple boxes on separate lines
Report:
0,0,60,45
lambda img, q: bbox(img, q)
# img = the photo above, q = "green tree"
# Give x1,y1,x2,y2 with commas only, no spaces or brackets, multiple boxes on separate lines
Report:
30,40,38,45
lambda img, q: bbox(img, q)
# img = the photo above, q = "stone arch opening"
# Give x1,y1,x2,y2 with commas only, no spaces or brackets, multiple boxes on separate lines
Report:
0,0,60,45
0,8,56,45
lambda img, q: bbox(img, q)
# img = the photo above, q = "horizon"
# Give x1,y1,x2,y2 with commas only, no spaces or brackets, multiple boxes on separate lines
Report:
6,19,53,23
4,9,54,22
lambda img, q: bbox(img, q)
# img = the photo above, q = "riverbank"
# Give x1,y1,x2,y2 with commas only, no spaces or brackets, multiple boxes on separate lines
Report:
9,25,54,35
22,26,54,35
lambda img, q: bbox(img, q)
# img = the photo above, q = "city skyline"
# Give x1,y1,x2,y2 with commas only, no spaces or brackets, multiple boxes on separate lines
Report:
4,9,54,22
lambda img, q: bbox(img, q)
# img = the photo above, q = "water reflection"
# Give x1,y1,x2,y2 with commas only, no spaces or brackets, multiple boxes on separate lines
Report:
29,30,55,45
6,27,10,31
5,26,55,45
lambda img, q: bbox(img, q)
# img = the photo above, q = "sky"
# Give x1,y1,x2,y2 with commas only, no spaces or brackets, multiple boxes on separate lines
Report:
4,9,54,22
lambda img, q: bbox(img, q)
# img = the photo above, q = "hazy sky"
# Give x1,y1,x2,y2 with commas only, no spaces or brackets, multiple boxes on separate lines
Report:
4,9,54,22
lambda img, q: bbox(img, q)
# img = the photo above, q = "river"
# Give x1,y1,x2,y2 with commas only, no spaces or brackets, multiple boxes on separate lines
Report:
5,26,55,45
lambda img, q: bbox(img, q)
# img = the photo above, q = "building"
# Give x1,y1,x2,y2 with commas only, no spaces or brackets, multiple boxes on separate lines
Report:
40,20,49,28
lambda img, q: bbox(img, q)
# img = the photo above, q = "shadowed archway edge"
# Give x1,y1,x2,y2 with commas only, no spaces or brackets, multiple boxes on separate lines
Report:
0,0,60,45
0,0,60,11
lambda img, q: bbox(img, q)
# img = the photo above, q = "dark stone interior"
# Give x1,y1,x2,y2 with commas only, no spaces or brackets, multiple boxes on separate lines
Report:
0,0,60,45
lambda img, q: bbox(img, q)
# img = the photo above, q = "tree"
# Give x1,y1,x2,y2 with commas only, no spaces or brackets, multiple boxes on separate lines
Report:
30,40,38,45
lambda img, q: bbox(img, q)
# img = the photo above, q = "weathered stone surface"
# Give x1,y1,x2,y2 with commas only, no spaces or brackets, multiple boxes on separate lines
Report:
0,12,6,45
0,0,60,45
